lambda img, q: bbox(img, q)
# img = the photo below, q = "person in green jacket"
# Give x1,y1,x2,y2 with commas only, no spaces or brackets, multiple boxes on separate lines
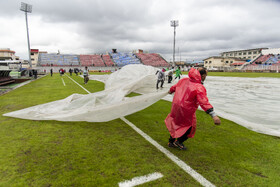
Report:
174,66,182,80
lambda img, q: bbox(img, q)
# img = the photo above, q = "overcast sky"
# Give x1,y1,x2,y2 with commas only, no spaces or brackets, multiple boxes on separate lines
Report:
1,0,280,62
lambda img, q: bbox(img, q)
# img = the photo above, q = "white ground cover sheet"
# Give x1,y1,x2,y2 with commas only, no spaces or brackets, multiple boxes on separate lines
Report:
3,64,280,137
204,76,280,137
3,65,169,122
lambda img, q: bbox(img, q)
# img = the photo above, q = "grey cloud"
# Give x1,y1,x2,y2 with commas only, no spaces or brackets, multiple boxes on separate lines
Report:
1,0,280,61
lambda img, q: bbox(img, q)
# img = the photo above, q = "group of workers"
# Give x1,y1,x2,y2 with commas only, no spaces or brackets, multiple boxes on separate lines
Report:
155,67,182,89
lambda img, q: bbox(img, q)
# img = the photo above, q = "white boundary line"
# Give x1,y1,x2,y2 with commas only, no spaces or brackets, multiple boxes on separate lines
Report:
61,78,66,86
66,75,215,187
118,172,163,187
65,74,90,94
121,117,215,187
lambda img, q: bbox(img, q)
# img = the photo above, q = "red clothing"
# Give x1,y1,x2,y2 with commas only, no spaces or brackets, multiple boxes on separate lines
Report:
165,68,213,138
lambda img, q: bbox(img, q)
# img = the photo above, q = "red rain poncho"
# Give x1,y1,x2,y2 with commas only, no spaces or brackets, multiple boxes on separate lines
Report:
165,68,213,138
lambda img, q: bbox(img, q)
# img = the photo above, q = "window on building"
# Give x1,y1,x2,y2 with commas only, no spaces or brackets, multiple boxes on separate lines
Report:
230,61,233,63
226,61,229,63
31,53,34,55
230,53,232,56
209,61,212,64
243,52,247,55
248,52,252,55
239,52,242,55
205,61,208,64
253,56,256,58
253,51,257,54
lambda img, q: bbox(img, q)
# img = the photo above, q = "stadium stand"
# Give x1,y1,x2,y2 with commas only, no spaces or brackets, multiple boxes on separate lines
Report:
249,54,280,65
38,53,79,66
80,55,105,67
136,53,170,67
110,52,141,67
266,54,280,64
63,54,80,66
243,54,280,71
37,51,171,68
101,55,115,67
253,54,272,64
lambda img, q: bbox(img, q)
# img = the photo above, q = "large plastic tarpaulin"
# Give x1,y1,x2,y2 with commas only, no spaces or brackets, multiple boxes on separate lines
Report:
160,75,280,137
3,64,169,122
3,65,280,137
204,76,280,137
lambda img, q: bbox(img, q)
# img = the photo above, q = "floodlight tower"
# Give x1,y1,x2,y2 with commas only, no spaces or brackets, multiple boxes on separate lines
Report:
20,2,32,68
170,20,179,66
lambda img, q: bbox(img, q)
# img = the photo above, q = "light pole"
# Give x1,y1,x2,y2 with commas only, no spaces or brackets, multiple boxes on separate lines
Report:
20,2,32,68
170,20,179,67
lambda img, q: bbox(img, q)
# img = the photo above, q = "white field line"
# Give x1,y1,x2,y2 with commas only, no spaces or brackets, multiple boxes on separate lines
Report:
61,78,66,86
121,117,215,187
118,172,163,187
65,74,90,94
66,75,215,187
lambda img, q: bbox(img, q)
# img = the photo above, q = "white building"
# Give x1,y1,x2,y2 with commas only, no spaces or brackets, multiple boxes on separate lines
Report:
220,48,267,61
203,56,246,70
0,48,16,61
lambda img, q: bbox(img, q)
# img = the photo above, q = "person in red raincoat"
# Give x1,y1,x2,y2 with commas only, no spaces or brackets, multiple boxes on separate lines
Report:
165,67,221,150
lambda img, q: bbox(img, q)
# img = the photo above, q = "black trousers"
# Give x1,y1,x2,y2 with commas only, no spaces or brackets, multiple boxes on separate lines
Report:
168,76,172,83
169,127,192,144
174,75,181,80
156,79,164,89
84,76,89,83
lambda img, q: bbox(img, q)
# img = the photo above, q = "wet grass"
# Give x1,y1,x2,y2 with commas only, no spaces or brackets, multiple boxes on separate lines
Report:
126,104,280,186
0,72,279,186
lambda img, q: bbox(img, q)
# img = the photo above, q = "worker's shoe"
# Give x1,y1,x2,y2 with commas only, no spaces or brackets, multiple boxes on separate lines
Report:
168,142,176,148
173,140,187,150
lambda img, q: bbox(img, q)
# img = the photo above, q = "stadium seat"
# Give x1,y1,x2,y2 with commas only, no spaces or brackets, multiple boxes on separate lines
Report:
38,53,79,66
102,55,115,66
110,52,141,67
135,53,170,67
80,55,105,67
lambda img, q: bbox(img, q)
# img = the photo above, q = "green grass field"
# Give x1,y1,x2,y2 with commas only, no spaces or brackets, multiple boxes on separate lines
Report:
0,72,279,186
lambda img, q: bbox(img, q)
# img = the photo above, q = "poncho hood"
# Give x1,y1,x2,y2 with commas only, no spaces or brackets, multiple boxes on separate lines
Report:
188,68,201,83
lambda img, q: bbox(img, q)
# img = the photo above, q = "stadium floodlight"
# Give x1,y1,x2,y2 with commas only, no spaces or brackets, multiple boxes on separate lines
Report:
20,2,32,68
170,20,179,66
